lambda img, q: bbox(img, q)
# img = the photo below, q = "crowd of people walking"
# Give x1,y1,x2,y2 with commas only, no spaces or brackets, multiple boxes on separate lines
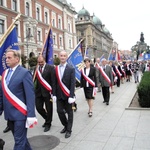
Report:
1,48,150,149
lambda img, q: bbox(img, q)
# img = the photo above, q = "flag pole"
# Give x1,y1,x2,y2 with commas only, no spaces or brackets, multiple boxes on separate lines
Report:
0,14,21,46
40,22,52,55
107,47,112,60
33,21,52,82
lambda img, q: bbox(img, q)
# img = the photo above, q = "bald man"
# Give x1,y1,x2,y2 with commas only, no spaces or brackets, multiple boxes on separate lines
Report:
53,51,75,138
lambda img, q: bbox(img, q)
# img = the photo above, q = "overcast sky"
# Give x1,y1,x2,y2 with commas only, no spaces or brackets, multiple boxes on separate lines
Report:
68,0,150,50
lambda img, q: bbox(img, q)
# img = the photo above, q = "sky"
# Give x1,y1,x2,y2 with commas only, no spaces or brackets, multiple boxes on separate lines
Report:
67,0,150,50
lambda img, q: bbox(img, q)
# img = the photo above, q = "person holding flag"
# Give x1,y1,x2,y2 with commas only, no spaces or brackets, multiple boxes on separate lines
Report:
34,55,55,132
53,50,75,138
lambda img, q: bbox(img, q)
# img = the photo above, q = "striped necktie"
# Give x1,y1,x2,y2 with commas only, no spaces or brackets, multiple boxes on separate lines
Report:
6,69,13,85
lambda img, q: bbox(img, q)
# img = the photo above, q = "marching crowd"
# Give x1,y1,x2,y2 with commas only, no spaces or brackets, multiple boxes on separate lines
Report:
0,48,150,150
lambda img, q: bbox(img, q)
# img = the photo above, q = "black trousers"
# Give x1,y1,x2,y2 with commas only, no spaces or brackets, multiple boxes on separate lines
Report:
102,87,110,102
36,95,53,127
56,99,73,133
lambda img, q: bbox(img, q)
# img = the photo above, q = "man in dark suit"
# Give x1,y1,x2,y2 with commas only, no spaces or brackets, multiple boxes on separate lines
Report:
53,50,75,138
0,49,37,150
99,58,113,105
35,55,55,132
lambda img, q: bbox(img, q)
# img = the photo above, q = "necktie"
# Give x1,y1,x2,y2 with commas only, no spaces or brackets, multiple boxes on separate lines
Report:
60,65,64,79
6,69,13,85
39,66,43,74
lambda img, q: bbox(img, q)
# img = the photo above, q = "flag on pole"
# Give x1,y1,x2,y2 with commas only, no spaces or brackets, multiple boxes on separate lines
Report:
42,28,53,64
67,40,84,82
108,49,116,60
0,25,19,75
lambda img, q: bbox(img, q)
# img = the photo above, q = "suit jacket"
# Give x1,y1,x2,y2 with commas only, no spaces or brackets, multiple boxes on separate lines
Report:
80,67,97,87
99,65,113,87
0,65,36,121
35,64,55,97
53,64,75,100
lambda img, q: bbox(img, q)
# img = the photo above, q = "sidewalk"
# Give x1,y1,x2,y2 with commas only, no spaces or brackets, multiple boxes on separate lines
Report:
1,77,150,150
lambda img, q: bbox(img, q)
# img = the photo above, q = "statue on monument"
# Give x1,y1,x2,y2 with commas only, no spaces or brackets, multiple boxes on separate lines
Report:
140,32,144,43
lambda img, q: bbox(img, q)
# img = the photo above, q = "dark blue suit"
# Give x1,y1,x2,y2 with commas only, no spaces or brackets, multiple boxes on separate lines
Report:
53,64,75,133
0,66,36,150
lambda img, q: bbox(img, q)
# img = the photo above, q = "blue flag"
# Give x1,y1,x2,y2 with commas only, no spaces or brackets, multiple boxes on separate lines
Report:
42,28,53,64
144,53,150,60
108,49,116,61
67,42,84,82
0,26,19,75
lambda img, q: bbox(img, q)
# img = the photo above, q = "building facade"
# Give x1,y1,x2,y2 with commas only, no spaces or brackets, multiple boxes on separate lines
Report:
76,7,114,59
0,0,77,58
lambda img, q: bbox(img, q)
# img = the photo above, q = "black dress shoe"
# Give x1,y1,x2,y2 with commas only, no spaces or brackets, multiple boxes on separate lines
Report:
106,102,109,105
3,126,10,133
42,123,46,128
44,126,50,132
65,131,71,138
60,127,67,134
0,139,5,149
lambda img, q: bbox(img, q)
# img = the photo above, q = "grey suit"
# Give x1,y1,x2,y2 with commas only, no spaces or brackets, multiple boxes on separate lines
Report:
99,65,113,103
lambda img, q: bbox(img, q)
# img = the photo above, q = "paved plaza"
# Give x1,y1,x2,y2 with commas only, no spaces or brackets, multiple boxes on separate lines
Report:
1,76,150,150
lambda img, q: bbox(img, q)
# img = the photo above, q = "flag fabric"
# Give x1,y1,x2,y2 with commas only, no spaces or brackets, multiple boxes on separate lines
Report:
0,26,19,75
67,42,84,82
144,53,150,60
42,28,53,64
108,49,116,61
115,50,121,61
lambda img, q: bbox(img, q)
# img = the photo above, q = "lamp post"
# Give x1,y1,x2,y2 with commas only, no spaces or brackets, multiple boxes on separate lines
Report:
24,17,37,68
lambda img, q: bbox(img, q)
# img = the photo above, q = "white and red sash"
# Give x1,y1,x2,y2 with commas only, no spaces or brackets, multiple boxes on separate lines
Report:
55,66,70,97
81,68,96,96
121,66,126,77
2,70,27,115
115,66,122,79
36,70,52,93
95,63,111,86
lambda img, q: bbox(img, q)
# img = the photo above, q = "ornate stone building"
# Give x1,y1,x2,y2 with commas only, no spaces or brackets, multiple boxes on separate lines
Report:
76,7,114,59
0,0,77,58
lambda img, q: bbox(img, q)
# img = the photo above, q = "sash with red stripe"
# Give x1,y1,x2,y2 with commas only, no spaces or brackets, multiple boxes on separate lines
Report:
55,66,70,97
2,70,27,115
81,69,95,87
115,66,122,79
95,63,111,86
121,66,126,77
81,68,96,96
36,70,52,93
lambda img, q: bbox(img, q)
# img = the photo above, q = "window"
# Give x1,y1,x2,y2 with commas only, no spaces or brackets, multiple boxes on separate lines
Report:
45,12,48,24
59,37,62,46
0,0,3,6
52,18,55,27
69,39,71,48
36,7,40,20
68,23,70,32
53,35,56,44
26,2,29,16
15,24,18,35
58,18,61,29
37,30,41,41
0,19,4,34
12,0,17,11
